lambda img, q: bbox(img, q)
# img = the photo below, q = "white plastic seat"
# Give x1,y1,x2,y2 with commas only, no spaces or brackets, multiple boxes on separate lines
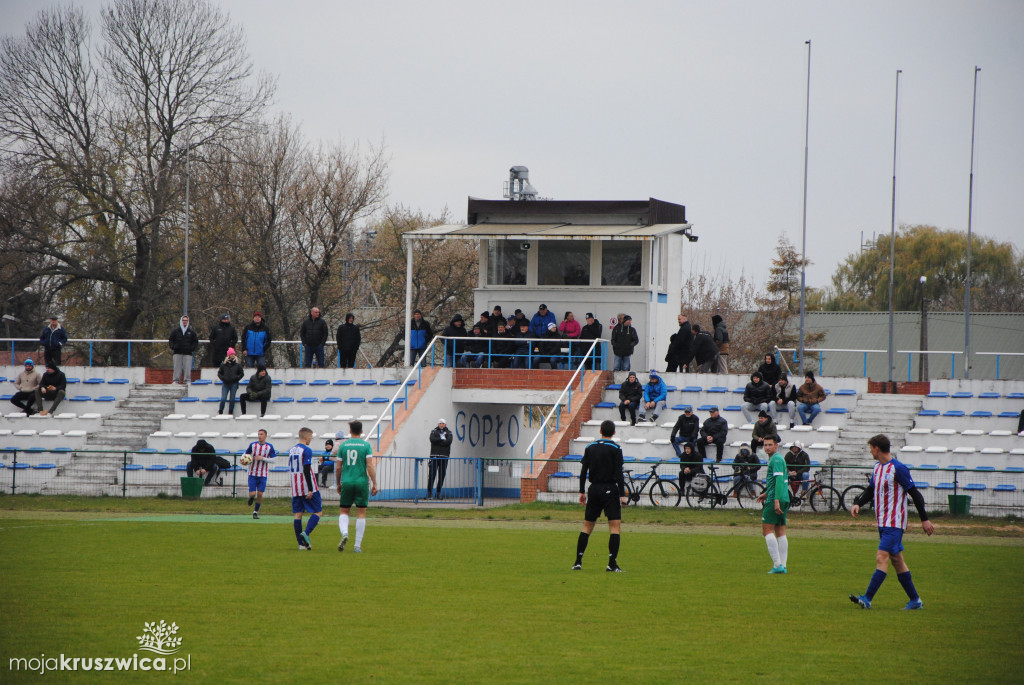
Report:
900,445,924,453
952,446,976,454
64,430,87,438
924,446,948,453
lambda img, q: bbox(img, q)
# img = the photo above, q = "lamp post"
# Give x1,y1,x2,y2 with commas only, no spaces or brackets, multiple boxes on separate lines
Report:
919,276,928,381
798,39,811,376
887,69,902,387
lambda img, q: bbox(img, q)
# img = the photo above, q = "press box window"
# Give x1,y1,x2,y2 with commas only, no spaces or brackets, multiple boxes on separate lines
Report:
538,240,590,286
486,240,527,285
602,241,642,286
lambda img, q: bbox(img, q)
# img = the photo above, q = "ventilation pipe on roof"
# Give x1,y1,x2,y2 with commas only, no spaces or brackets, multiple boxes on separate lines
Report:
504,165,539,201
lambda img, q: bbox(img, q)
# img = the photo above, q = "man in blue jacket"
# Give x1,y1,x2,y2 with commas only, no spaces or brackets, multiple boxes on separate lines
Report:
529,304,556,338
242,312,272,368
39,316,68,367
409,309,433,364
638,370,668,423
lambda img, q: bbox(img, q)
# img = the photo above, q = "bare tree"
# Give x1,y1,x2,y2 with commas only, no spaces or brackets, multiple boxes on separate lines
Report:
0,0,272,362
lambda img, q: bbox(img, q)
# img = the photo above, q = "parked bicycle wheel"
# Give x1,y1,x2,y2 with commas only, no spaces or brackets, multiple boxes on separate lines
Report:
685,486,716,509
733,480,765,509
809,485,843,513
841,485,873,512
648,478,681,507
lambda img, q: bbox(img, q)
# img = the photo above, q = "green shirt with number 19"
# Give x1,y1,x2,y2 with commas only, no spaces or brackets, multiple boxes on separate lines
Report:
338,438,373,485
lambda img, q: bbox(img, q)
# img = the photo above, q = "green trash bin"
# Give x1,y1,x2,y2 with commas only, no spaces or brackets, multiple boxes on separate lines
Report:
948,494,971,515
180,476,204,499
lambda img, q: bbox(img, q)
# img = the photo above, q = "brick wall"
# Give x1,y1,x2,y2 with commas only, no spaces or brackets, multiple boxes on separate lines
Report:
453,368,580,391
868,380,931,395
145,368,200,384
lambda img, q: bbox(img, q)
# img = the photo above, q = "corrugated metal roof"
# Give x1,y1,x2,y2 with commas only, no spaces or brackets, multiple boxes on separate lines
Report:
404,222,692,240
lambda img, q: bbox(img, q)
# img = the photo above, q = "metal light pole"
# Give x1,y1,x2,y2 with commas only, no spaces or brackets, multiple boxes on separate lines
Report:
919,276,928,381
183,129,191,315
964,66,980,380
887,69,902,385
798,39,811,376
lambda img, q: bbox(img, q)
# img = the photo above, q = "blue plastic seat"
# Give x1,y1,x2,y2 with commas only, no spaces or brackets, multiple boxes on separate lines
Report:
109,378,129,385
595,401,615,409
369,398,389,404
631,473,649,481
26,447,46,452
140,448,157,453
724,405,743,412
171,464,188,471
971,411,992,417
951,392,973,399
963,483,985,491
607,384,621,390
1006,467,1024,472
33,463,56,469
915,481,930,489
192,379,212,385
1006,392,1024,400
660,474,679,481
549,471,573,478
664,385,678,393
65,377,80,384
309,379,330,386
681,386,703,393
935,482,955,490
271,379,283,386
68,395,91,402
945,465,966,470
84,378,104,385
333,379,354,386
975,466,995,471
918,464,939,470
671,405,693,411
622,456,636,462
825,407,847,414
95,395,115,402
273,397,295,403
926,391,949,398
978,392,1000,399
122,464,144,471
998,411,1019,419
179,397,198,403
321,397,341,404
201,397,220,403
732,387,744,394
942,410,965,417
286,379,306,386
344,397,366,404
380,380,400,386
562,454,583,462
707,387,728,393
270,466,289,472
994,484,1017,492
165,448,183,454
297,397,318,403
146,465,169,471
917,409,940,417
836,389,856,396
12,463,30,469
356,379,378,386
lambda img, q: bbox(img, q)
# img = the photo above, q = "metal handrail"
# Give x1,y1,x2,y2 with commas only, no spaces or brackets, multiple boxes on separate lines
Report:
364,335,442,451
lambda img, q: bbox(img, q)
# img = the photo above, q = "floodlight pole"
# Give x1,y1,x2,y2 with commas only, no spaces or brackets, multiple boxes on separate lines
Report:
183,126,191,316
887,69,902,385
798,39,811,376
964,66,980,380
404,236,414,366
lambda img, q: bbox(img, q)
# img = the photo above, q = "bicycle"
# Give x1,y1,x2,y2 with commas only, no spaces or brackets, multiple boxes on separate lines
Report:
683,462,765,509
787,470,843,513
840,473,874,512
622,460,681,507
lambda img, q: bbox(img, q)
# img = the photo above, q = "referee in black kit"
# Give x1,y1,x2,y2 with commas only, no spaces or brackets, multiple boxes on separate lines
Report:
573,420,628,572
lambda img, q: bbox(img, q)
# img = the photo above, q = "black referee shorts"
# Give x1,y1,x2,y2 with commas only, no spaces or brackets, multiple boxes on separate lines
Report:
584,482,622,522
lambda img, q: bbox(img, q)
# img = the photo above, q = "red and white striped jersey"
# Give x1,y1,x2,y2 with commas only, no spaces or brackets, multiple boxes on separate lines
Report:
245,441,276,477
288,444,318,497
872,457,915,530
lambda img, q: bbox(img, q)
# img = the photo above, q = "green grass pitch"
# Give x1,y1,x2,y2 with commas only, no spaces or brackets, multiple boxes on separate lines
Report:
1,509,1022,684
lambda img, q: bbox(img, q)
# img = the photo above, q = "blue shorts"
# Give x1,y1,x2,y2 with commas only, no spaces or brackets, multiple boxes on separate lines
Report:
291,491,323,514
247,475,268,493
878,526,905,555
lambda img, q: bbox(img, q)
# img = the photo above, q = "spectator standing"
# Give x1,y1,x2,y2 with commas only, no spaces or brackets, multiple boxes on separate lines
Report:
755,435,790,574
771,374,799,428
797,371,827,425
217,348,244,415
336,313,361,369
242,312,272,369
208,314,238,368
10,359,42,415
617,371,643,426
36,362,67,416
638,370,667,423
441,314,468,367
487,306,504,336
742,371,773,423
785,441,811,496
670,406,700,457
573,419,627,572
712,314,730,373
690,324,718,373
169,315,199,384
513,309,529,331
300,307,329,368
758,353,782,387
559,311,582,367
426,418,453,500
530,304,557,339
696,406,729,463
409,309,434,364
240,364,271,417
610,314,639,371
579,312,603,369
665,314,692,373
39,316,68,367
750,410,777,455
732,444,761,501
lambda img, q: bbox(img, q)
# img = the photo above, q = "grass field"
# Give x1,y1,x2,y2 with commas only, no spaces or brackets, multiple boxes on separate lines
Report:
1,497,1023,684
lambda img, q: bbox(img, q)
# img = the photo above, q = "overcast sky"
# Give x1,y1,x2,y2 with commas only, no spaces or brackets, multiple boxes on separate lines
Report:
3,0,1022,291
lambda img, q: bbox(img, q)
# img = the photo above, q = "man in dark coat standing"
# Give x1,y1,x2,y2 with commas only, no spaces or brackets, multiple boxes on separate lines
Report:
426,418,454,500
579,312,604,369
300,307,329,368
208,313,238,367
336,313,361,369
691,324,718,373
39,316,68,367
665,314,693,372
169,315,199,384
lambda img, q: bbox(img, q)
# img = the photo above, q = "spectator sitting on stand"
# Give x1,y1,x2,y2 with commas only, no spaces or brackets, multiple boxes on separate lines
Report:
318,439,335,487
36,362,67,416
786,441,811,495
796,371,827,425
670,405,700,457
732,443,761,501
771,373,799,429
742,371,773,424
618,371,643,426
240,364,272,417
638,370,667,423
187,438,222,486
696,406,729,463
751,410,777,455
678,442,705,488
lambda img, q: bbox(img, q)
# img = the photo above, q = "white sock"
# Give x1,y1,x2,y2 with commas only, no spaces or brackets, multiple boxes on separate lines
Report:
764,534,781,567
777,535,788,566
355,518,367,547
339,514,349,537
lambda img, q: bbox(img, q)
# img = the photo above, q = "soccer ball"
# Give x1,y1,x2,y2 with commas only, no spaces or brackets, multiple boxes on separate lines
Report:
239,454,252,466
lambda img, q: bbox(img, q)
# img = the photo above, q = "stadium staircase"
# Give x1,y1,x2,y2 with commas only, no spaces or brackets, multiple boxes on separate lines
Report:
828,393,923,465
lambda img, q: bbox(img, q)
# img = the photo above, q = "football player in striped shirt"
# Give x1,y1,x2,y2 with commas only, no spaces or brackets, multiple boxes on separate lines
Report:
755,434,790,574
289,427,322,550
244,429,276,519
849,434,934,610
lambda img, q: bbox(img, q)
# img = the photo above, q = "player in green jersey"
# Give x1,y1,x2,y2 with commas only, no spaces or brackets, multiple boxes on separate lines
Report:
755,434,790,574
334,420,378,553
